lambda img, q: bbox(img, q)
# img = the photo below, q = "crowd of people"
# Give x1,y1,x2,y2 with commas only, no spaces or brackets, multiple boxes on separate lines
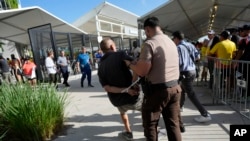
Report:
44,48,96,89
0,54,37,86
193,24,250,101
1,16,249,141
0,48,96,88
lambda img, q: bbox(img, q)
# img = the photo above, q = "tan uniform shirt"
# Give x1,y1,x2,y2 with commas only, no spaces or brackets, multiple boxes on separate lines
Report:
140,32,179,84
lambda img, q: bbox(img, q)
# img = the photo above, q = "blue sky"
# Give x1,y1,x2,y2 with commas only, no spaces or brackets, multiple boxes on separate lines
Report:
21,0,167,23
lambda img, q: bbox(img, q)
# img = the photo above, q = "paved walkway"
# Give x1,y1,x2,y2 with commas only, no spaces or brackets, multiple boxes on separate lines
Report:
53,70,250,141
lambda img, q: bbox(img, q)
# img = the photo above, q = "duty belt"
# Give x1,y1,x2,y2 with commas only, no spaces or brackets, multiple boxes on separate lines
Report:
151,79,179,89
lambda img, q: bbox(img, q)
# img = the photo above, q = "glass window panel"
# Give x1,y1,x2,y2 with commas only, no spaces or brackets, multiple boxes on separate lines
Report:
100,22,111,31
112,25,121,33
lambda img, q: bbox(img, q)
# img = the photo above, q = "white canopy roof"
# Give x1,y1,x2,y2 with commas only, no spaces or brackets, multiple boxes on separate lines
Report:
73,1,139,36
0,6,86,45
139,0,250,40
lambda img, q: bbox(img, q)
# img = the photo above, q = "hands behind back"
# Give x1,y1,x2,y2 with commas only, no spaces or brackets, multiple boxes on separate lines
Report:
128,84,140,96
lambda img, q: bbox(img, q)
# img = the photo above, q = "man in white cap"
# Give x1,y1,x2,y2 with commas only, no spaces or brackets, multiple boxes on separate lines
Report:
207,30,215,48
206,29,220,89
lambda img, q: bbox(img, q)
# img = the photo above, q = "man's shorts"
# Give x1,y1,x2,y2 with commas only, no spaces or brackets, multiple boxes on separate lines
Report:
203,61,208,67
117,94,143,114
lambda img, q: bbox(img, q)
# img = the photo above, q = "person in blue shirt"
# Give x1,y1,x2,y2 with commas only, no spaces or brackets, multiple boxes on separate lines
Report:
95,49,103,61
77,47,94,87
94,49,103,68
172,31,211,123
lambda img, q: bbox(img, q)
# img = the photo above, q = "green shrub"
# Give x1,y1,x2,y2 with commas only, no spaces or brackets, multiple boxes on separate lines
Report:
6,0,19,9
0,83,67,141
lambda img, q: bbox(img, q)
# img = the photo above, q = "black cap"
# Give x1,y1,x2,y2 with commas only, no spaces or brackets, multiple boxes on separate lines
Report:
242,24,250,31
220,30,230,39
172,31,184,40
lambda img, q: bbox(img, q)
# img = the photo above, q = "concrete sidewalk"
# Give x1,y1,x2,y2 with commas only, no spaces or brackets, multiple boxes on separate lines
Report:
53,70,250,141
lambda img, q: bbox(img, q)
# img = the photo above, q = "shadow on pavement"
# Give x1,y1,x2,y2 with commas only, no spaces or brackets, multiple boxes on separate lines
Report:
58,72,104,93
53,113,144,141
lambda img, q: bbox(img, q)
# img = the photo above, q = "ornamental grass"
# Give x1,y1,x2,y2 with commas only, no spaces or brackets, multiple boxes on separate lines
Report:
0,83,67,141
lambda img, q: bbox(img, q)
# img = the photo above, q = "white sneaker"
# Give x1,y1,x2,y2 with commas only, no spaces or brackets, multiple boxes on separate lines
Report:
180,107,184,112
158,129,167,140
194,114,212,123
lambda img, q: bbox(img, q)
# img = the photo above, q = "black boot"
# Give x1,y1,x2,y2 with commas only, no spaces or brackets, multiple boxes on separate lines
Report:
65,82,70,87
180,125,185,133
88,84,94,87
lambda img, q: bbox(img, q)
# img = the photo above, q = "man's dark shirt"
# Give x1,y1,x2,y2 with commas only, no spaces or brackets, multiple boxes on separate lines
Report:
0,58,10,73
239,39,250,61
98,51,138,107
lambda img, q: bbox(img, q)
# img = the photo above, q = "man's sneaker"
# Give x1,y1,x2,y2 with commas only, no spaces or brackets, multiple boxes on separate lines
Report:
180,125,185,133
158,129,167,140
118,131,133,141
88,84,94,87
180,106,184,112
194,114,212,123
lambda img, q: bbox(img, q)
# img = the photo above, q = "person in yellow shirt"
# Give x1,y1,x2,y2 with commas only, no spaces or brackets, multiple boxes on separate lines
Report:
201,42,208,60
209,30,236,95
210,31,237,68
200,39,209,82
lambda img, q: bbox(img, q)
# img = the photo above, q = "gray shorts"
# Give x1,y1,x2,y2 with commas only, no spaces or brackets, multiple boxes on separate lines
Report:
117,94,143,114
203,61,208,67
